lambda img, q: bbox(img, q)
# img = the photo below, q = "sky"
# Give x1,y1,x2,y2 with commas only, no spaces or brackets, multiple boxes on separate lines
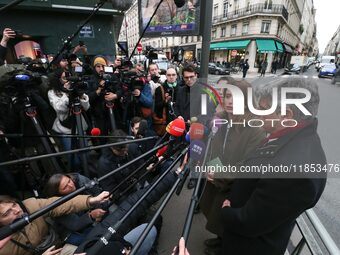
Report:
313,0,340,54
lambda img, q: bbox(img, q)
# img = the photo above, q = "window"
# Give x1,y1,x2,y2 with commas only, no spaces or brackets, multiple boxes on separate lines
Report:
246,1,251,12
264,0,273,10
261,21,271,33
214,4,219,17
234,0,239,15
221,27,226,37
231,24,237,36
212,30,217,39
242,23,249,35
223,1,229,18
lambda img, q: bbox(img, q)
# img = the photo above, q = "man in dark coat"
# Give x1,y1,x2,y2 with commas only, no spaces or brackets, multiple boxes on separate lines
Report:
220,78,327,255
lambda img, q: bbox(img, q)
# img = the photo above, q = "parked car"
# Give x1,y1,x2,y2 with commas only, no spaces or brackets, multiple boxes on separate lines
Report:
318,63,337,78
208,63,229,75
284,63,301,75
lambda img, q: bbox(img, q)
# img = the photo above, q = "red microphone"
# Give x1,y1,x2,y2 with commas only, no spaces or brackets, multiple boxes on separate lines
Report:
166,118,186,137
156,145,168,157
190,123,205,140
91,127,101,136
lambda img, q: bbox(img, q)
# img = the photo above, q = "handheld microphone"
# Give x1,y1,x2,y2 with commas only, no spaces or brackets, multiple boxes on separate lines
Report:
189,123,205,140
166,118,186,137
91,127,101,136
190,140,206,161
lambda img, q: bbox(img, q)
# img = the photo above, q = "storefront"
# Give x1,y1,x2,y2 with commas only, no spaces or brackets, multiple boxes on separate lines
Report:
210,39,251,64
210,39,286,72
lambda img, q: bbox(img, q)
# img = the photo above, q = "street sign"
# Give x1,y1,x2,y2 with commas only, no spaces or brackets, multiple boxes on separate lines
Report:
231,50,237,57
137,43,143,53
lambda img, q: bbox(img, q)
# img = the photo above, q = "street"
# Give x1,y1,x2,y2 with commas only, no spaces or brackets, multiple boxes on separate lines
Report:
158,67,340,255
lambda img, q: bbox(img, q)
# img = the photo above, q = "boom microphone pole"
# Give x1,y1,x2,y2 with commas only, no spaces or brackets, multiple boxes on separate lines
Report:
0,0,25,13
0,140,169,240
0,136,158,167
85,146,189,255
180,127,218,245
129,165,190,255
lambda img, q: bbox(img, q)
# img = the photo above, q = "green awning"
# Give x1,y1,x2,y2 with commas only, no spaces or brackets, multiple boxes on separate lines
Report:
210,40,251,50
210,42,229,50
227,40,250,49
275,41,284,53
256,39,278,53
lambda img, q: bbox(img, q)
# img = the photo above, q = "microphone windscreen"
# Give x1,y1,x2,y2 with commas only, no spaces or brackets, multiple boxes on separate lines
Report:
185,132,190,143
156,145,168,157
166,118,185,137
190,123,205,140
91,127,101,136
190,116,198,123
190,140,206,161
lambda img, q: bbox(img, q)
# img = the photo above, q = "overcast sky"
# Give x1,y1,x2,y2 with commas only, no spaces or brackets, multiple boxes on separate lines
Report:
314,0,340,53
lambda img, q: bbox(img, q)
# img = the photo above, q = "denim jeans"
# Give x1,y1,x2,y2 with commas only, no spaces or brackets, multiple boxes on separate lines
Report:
124,223,157,255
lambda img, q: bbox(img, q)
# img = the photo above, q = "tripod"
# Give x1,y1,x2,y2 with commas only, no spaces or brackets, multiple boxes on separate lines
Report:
105,100,117,132
68,94,89,177
23,96,63,173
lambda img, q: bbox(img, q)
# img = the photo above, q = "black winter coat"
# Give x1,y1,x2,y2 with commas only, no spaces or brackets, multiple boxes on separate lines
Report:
221,119,327,255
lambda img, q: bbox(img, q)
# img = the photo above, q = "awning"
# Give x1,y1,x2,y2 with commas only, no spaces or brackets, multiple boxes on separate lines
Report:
210,40,250,50
256,39,277,53
210,42,229,50
227,40,251,49
275,41,284,53
284,43,293,53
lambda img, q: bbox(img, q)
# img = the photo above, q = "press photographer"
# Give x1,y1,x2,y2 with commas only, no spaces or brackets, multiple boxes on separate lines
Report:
48,68,90,171
87,56,123,136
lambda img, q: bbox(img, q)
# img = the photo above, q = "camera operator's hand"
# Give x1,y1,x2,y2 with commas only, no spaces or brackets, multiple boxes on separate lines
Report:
165,93,172,103
88,191,110,206
1,28,16,48
73,45,88,55
89,208,107,222
63,82,71,91
104,92,118,101
132,89,141,97
42,246,62,255
96,80,105,96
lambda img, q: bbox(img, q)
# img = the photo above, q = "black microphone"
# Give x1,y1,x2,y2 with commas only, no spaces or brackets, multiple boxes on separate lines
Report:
174,0,186,8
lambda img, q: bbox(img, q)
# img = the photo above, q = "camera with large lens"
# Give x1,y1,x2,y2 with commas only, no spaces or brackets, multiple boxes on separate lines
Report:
64,73,90,98
98,66,120,97
0,70,41,99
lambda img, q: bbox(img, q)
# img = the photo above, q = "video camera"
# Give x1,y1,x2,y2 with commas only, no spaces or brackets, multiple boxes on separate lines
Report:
64,68,91,97
98,66,121,97
0,70,42,98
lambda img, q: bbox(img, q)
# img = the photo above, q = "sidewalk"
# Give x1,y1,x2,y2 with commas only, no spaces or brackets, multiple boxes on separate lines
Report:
230,68,285,79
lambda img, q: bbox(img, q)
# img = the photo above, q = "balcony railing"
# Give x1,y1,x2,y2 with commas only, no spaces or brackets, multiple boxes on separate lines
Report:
212,3,289,24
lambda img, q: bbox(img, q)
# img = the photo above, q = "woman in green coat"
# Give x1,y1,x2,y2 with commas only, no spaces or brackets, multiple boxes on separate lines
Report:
200,77,265,255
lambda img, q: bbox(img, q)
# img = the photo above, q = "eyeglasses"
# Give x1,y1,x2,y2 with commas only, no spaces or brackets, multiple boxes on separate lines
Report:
183,76,195,80
166,74,177,76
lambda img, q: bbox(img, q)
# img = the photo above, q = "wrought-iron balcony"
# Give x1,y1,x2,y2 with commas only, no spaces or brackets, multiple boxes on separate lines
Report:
212,3,289,24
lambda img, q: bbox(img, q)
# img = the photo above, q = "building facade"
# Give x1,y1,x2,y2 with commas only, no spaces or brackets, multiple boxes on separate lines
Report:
324,25,340,64
120,0,318,72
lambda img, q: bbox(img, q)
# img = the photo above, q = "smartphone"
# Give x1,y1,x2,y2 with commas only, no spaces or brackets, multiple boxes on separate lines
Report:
14,30,23,37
